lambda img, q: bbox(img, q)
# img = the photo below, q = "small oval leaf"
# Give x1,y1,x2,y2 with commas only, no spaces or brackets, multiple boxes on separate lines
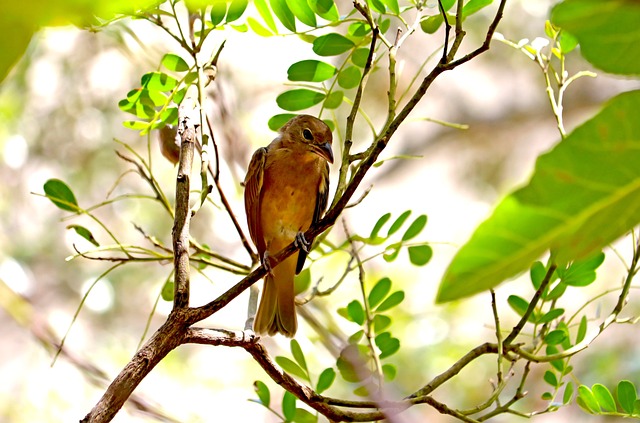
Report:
287,59,337,82
44,179,79,212
276,89,325,111
313,33,355,56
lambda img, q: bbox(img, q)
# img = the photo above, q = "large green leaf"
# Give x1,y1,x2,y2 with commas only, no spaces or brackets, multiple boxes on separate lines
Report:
551,0,640,75
437,90,640,302
287,60,337,82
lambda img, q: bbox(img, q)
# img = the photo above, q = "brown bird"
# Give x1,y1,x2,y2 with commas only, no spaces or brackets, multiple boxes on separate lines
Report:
244,115,333,337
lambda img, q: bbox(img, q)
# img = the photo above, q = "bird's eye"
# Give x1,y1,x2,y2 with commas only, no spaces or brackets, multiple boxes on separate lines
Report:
302,128,314,141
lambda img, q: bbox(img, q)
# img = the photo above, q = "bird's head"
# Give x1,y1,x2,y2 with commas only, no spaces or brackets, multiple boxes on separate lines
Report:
280,115,334,164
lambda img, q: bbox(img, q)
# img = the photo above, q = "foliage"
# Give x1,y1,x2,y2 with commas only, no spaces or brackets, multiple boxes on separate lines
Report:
23,0,640,422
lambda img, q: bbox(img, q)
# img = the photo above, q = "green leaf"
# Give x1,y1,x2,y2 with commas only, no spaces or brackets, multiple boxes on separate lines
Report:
387,210,411,236
270,0,296,32
293,408,316,423
286,0,316,27
537,308,564,324
368,277,391,309
576,315,587,344
268,113,297,131
43,179,79,212
337,66,362,89
558,252,605,287
346,300,365,325
408,245,433,266
323,90,343,109
551,0,640,75
316,368,336,394
254,0,278,32
226,0,248,22
420,14,444,34
351,48,370,68
275,356,308,380
348,329,364,344
253,380,270,406
161,279,174,301
313,33,355,56
402,214,427,241
210,1,227,26
578,385,600,413
543,370,558,387
276,89,325,111
290,339,308,372
348,22,371,38
353,386,369,397
161,53,189,72
383,243,400,260
381,0,399,14
618,380,637,414
544,282,567,301
123,120,151,131
563,381,574,404
294,267,311,295
142,71,178,92
462,0,493,17
507,295,531,320
375,332,400,359
308,0,339,21
558,30,578,54
247,16,274,36
545,329,567,346
530,261,546,289
282,391,297,421
287,60,337,82
66,224,99,247
375,291,404,312
382,363,397,381
592,384,616,412
372,314,391,333
370,213,391,240
437,90,640,302
368,0,385,13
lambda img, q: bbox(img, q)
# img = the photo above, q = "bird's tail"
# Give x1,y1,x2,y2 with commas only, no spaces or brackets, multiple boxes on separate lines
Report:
254,255,297,337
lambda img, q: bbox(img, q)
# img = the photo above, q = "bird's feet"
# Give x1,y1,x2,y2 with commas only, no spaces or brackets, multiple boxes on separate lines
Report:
294,232,311,253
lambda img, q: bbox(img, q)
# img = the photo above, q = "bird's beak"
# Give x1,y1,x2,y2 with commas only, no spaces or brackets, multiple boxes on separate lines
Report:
313,141,334,164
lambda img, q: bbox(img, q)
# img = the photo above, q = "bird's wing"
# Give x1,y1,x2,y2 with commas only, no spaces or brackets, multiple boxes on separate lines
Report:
296,161,330,274
244,147,268,255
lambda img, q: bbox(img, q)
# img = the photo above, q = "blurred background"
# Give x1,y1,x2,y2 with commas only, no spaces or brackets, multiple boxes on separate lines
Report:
1,0,639,421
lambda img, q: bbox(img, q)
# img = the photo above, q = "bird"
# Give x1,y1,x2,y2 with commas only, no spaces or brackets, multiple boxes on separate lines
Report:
244,114,333,337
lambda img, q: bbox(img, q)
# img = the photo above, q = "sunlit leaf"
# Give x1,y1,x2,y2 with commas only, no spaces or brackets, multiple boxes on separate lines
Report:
247,16,274,36
254,0,278,32
43,179,79,212
141,71,178,92
375,332,400,359
543,370,558,387
294,267,311,295
564,381,574,404
293,408,316,423
577,385,600,413
287,60,337,82
552,0,640,75
210,0,227,25
276,89,325,111
438,91,640,302
537,308,564,324
372,314,391,333
286,0,316,27
308,0,339,20
226,0,248,22
351,48,370,67
161,279,174,301
270,0,296,32
462,0,493,17
592,384,616,412
382,363,396,381
313,33,355,56
161,53,189,72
